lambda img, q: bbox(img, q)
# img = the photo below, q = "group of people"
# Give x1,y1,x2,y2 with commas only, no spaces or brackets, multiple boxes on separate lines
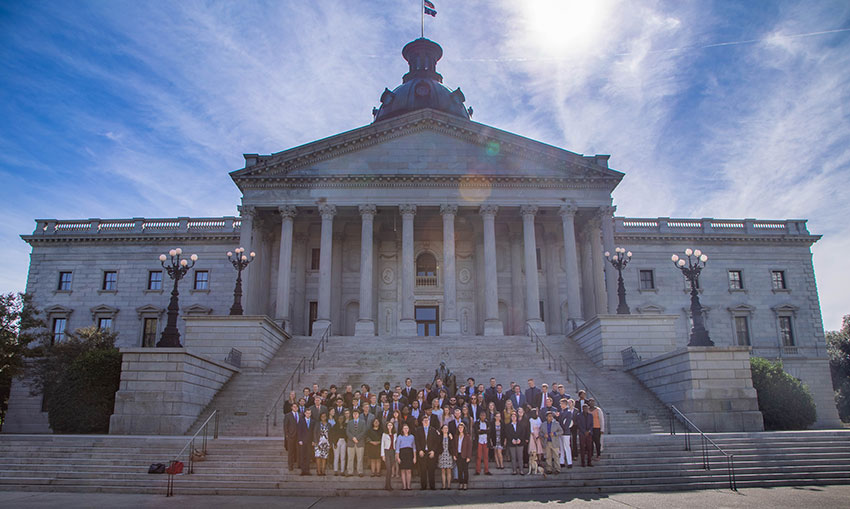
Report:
283,376,605,491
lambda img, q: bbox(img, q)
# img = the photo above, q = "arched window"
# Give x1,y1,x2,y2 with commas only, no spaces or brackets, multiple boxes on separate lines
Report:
416,253,438,287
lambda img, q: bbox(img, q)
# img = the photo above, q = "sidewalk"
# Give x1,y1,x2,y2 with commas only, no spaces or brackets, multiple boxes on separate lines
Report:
1,485,849,508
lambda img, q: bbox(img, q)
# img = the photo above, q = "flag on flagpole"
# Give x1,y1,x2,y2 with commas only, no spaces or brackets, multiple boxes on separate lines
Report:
424,0,436,17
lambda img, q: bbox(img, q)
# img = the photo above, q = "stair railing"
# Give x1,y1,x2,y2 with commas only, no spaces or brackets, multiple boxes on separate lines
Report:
265,324,331,437
670,404,737,491
527,325,608,433
166,409,219,496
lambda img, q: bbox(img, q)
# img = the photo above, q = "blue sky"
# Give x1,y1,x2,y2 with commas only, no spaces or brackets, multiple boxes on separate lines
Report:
1,1,848,330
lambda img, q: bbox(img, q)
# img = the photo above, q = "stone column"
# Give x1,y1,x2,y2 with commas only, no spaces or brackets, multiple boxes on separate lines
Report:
589,218,607,316
599,206,618,314
292,233,308,335
544,232,561,334
355,205,376,336
440,204,460,335
559,204,584,329
275,206,297,331
238,206,256,315
398,204,417,336
521,205,545,336
480,205,504,335
331,232,343,334
509,233,524,335
313,204,335,337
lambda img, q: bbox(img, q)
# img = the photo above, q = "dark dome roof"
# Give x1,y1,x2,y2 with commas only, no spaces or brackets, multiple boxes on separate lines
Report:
373,38,470,123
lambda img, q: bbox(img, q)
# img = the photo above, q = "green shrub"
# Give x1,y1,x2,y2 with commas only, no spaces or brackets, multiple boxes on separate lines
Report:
48,348,121,433
827,315,850,422
750,357,816,430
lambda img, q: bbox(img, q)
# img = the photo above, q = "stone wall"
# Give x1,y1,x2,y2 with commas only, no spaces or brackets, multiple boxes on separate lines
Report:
627,346,764,432
109,348,238,435
778,357,842,428
2,372,50,434
183,315,289,370
570,314,678,367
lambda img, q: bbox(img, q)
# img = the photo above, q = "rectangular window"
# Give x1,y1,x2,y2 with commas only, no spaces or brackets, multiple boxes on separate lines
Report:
102,271,117,290
142,318,157,347
194,270,209,290
772,270,787,290
728,270,743,290
539,301,545,322
97,317,112,330
779,316,795,346
311,248,321,271
148,270,163,290
52,318,67,344
57,272,72,291
734,316,750,346
639,270,655,290
535,248,542,271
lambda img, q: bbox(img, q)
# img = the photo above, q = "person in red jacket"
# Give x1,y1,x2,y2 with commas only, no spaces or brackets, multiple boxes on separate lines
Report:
452,422,473,490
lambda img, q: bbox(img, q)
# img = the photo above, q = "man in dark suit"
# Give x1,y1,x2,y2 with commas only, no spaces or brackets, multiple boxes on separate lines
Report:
525,379,542,410
467,394,486,422
493,384,507,412
332,398,346,420
378,402,392,427
284,402,300,471
575,404,594,467
297,408,317,475
557,398,575,468
415,414,441,490
378,382,392,403
428,379,446,404
311,395,328,419
511,384,526,411
390,392,405,414
484,377,498,404
403,378,417,405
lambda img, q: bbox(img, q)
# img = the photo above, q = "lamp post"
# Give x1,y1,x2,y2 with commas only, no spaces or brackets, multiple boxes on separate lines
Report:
604,247,632,315
157,247,197,348
227,247,255,316
672,248,714,347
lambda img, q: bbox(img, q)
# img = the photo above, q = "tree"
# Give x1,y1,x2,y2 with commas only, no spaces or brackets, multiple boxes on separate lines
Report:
750,357,817,430
827,314,850,422
0,293,46,430
29,326,122,433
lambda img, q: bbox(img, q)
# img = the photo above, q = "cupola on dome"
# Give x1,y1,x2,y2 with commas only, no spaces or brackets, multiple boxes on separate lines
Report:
373,38,471,123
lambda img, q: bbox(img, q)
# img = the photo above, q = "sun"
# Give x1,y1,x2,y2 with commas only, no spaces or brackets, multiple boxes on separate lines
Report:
520,0,613,57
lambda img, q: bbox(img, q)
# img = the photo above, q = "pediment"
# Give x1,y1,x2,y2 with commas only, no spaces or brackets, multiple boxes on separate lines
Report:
45,305,73,316
90,304,119,319
184,304,213,315
636,304,665,315
136,304,165,318
231,109,623,188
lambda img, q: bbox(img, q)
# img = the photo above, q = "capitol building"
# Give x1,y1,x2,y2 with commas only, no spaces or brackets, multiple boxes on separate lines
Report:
5,38,840,434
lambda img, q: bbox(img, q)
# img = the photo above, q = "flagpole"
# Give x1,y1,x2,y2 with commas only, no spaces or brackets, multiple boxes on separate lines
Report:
421,0,424,38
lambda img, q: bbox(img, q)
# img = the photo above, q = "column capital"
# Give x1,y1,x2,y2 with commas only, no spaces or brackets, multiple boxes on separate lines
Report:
318,203,337,219
359,204,377,217
597,205,617,219
558,203,578,219
440,204,458,216
278,205,298,219
520,205,539,218
399,204,417,217
238,205,257,218
479,204,499,218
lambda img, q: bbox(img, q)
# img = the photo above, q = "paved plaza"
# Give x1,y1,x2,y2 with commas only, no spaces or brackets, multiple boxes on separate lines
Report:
1,485,848,509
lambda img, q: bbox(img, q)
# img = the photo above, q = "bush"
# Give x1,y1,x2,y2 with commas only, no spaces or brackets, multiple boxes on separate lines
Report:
827,315,850,422
30,326,121,434
750,357,816,430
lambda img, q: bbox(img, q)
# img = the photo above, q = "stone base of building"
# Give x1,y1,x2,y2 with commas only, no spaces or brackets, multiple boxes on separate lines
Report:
311,319,331,338
483,319,504,336
570,314,679,367
398,319,417,336
770,356,843,428
109,348,238,435
441,318,460,336
2,371,50,434
626,346,764,432
183,315,289,370
354,319,375,336
526,319,546,337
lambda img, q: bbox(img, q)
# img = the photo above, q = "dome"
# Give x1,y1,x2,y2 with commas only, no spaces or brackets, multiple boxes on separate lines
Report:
373,38,470,123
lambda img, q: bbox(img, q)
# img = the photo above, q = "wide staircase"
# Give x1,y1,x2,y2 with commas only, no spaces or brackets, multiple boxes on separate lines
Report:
2,431,849,495
194,334,668,437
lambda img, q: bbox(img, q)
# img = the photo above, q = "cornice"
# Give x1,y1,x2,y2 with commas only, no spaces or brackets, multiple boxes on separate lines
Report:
236,174,617,191
22,232,239,246
614,233,821,245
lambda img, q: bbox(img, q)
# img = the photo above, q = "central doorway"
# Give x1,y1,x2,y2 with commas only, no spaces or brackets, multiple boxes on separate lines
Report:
415,306,439,336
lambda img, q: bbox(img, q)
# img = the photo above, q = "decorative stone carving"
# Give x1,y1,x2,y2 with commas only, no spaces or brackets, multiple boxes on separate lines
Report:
458,268,471,284
479,204,498,217
520,204,538,217
382,268,394,284
359,204,377,217
399,204,417,217
440,204,458,216
278,205,297,219
318,203,337,219
558,203,578,218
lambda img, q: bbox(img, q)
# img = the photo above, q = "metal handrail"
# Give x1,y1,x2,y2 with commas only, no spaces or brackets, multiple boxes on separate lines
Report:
670,404,737,491
166,409,219,497
264,324,331,436
527,325,608,433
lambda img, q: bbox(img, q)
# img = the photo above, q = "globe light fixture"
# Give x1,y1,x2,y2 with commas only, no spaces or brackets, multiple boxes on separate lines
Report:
604,246,632,314
227,247,255,316
157,247,198,347
672,248,713,347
